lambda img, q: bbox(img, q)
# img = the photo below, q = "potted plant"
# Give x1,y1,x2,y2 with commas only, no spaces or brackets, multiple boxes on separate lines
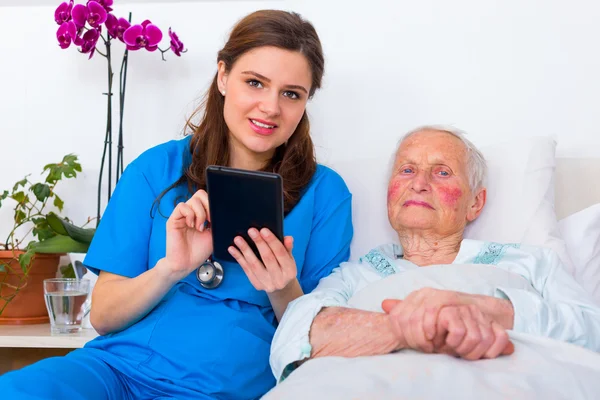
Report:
0,154,95,324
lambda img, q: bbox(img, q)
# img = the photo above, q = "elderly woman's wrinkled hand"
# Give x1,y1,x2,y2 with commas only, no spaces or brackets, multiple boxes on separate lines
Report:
381,287,476,352
432,304,514,359
382,290,515,359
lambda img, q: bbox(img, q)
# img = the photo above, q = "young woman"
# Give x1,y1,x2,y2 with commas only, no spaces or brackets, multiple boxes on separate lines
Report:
0,10,353,400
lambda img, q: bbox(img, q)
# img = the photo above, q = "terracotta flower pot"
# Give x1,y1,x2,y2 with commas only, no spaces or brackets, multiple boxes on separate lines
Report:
0,250,62,325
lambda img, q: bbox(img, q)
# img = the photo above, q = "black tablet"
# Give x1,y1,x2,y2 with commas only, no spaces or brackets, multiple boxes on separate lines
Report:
205,165,284,263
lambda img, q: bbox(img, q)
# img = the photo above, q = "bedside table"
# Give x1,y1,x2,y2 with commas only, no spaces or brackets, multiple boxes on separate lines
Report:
0,324,98,374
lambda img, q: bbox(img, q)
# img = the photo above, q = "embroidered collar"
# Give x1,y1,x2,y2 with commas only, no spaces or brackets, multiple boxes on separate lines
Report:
359,243,408,277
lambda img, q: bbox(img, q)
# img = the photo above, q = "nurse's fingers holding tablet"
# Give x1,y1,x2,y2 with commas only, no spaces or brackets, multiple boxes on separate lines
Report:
228,230,297,293
255,228,295,277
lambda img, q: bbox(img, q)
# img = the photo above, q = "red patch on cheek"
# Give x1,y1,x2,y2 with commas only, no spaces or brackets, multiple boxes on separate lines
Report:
438,186,463,205
387,180,401,201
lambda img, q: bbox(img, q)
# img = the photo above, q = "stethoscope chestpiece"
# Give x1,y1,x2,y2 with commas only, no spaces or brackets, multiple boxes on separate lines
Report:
196,259,224,289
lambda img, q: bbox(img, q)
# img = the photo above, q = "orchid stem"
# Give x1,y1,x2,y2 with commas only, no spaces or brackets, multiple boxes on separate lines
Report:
160,48,167,61
116,12,132,183
97,36,114,226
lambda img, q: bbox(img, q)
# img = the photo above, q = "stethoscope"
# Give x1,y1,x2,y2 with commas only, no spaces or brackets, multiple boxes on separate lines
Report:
196,257,224,289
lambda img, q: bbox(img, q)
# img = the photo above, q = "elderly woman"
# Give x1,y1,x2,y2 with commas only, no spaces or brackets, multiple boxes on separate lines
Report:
269,126,600,383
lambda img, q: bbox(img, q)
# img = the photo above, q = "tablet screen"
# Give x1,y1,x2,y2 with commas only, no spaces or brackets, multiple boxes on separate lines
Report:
206,165,284,263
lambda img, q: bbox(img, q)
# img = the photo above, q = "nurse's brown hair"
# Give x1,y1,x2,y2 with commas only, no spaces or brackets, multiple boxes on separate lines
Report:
164,10,325,214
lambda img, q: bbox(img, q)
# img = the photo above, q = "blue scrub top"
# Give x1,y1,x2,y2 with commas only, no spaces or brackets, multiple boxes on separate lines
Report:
83,136,353,399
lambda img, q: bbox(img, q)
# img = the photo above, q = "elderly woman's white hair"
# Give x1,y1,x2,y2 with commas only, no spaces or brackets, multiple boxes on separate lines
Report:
393,125,488,192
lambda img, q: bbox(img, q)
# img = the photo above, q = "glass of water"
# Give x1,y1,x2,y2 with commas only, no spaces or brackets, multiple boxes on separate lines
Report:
43,278,91,334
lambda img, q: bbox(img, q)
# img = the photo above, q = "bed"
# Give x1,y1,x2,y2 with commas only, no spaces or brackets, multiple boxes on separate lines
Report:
261,138,600,400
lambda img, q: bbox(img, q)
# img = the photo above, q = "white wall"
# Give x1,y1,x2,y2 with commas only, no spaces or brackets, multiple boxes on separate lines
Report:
1,0,600,242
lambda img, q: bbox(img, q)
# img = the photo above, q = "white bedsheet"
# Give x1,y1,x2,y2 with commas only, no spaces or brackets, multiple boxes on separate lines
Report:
262,331,600,400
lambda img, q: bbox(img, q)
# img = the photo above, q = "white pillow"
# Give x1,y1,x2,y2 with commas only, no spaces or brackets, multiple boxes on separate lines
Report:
329,137,575,276
465,137,576,276
559,204,600,304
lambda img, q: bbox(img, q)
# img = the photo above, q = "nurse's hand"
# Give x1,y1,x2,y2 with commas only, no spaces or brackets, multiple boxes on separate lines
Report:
228,228,297,293
229,228,302,320
164,189,213,280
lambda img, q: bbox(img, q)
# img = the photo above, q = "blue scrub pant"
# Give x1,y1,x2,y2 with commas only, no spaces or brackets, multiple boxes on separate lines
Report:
0,349,171,400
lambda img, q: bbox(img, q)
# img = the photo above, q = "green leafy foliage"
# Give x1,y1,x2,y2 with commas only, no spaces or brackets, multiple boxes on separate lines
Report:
0,154,95,317
53,195,64,212
30,235,89,254
0,190,9,208
12,178,27,192
32,183,51,202
14,209,26,224
47,212,95,244
12,192,26,204
0,154,93,270
44,154,82,185
32,217,57,242
60,263,77,279
17,249,35,274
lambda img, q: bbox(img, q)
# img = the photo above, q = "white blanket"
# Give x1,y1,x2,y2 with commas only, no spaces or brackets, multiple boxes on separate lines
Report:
262,332,600,400
347,263,538,312
263,265,600,399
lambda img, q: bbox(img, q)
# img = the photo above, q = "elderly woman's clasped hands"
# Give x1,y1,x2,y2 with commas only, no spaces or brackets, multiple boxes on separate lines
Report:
382,288,515,360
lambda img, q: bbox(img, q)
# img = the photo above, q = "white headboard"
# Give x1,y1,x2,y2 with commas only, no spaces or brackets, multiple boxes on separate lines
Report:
555,158,600,220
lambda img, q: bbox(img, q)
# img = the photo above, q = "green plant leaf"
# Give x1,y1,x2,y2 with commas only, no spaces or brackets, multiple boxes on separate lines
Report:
44,155,81,184
15,210,26,224
11,191,26,204
29,235,89,254
53,195,64,211
62,154,82,172
0,190,8,208
33,229,57,241
18,249,35,274
33,225,57,242
12,178,27,192
46,213,69,235
0,260,15,274
0,263,6,273
32,217,58,241
31,183,51,202
60,264,76,279
62,153,79,165
62,167,78,179
44,168,61,185
43,163,62,184
46,212,95,244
